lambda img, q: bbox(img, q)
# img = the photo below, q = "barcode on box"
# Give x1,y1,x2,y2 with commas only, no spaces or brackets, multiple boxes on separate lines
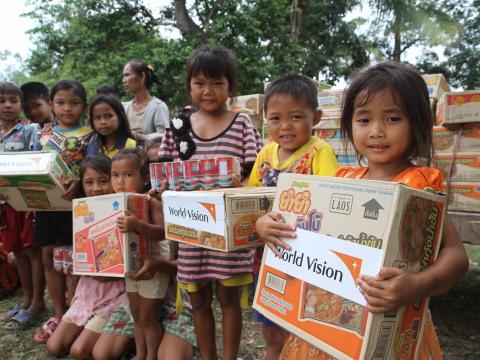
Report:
232,199,257,213
372,320,395,359
265,272,286,294
76,253,87,262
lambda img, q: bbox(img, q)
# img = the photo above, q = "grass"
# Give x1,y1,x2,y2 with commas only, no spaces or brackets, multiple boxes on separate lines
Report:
0,245,478,359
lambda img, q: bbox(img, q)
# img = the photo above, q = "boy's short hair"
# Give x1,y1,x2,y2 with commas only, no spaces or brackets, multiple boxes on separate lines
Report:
264,74,318,112
0,82,23,103
20,82,49,102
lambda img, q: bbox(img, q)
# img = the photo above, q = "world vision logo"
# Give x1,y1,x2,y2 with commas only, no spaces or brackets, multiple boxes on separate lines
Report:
331,250,362,284
30,157,42,165
199,202,217,222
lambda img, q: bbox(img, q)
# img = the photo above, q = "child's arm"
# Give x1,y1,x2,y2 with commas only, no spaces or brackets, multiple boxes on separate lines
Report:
255,212,296,257
116,213,165,240
61,178,81,201
130,254,177,280
358,215,469,313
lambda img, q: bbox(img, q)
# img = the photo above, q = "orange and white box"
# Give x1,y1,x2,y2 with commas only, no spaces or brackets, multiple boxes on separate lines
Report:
436,91,480,125
433,152,480,182
162,187,274,252
73,193,149,277
318,89,345,110
253,173,446,360
433,124,480,152
422,74,450,101
445,182,480,213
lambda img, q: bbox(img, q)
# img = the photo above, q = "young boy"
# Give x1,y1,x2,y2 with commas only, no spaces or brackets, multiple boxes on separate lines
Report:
20,82,55,127
0,82,47,329
250,74,339,359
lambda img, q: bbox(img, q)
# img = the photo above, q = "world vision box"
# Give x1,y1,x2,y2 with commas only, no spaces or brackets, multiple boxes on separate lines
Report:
433,152,480,182
253,173,446,360
432,124,480,153
0,151,73,211
72,193,149,277
436,91,480,125
445,182,480,213
422,74,450,101
162,187,275,252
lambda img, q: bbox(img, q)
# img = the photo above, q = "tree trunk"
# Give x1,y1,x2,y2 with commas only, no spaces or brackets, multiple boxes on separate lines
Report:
392,3,402,61
174,0,203,36
291,0,307,41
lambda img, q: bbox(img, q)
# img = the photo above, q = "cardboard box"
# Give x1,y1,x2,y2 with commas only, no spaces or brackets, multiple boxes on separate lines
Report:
318,89,346,110
253,173,446,360
432,124,480,153
73,193,149,277
448,211,480,245
422,74,450,101
445,182,480,213
162,187,275,251
0,151,73,211
228,94,264,131
336,152,358,166
314,117,341,130
264,80,331,93
433,152,480,181
436,91,480,125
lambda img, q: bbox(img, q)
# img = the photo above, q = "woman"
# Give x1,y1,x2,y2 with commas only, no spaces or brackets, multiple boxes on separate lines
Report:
122,59,169,141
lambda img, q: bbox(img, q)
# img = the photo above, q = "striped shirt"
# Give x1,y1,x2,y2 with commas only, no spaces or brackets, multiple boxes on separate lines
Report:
159,112,262,282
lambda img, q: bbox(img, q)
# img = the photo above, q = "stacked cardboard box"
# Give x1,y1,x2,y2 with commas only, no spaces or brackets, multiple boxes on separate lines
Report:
422,74,450,119
228,94,264,133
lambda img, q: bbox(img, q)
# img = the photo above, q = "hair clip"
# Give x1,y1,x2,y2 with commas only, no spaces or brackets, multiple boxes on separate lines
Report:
147,64,154,71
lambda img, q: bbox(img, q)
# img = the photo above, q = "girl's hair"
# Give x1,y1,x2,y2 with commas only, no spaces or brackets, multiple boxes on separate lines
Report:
50,79,87,103
96,84,120,98
20,82,49,102
340,61,433,164
88,94,134,145
79,155,112,196
264,74,318,112
125,59,160,90
0,82,23,103
186,45,238,100
111,148,150,190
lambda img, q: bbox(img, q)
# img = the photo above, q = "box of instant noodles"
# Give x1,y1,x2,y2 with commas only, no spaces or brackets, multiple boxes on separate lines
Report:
72,193,149,277
253,173,446,360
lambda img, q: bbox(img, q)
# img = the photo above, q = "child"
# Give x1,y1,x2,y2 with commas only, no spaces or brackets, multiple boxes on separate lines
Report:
111,149,170,360
33,79,94,343
250,74,339,359
0,82,46,329
46,155,128,359
122,59,169,141
258,62,469,359
158,45,262,360
20,81,55,127
145,137,162,163
86,94,137,158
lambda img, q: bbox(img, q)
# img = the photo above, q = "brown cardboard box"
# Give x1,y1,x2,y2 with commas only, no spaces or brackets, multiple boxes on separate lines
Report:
0,151,73,211
228,94,264,131
436,91,480,125
448,211,480,245
445,182,480,212
253,173,446,360
422,74,450,101
162,187,275,252
72,193,149,277
433,152,480,181
432,124,480,153
318,89,346,110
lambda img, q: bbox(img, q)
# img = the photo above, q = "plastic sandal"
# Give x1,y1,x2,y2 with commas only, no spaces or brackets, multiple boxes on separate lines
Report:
0,304,23,322
34,316,60,343
4,309,42,330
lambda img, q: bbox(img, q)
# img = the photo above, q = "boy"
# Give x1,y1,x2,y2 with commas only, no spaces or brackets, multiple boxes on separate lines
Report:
0,82,47,329
250,74,339,359
20,82,55,127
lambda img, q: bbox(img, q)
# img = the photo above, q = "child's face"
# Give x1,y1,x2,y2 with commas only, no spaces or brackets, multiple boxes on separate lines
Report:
111,157,146,193
92,102,120,140
82,168,113,197
51,89,85,128
352,88,412,168
190,72,229,113
24,96,52,125
122,64,143,94
0,92,22,123
265,94,320,157
146,145,160,162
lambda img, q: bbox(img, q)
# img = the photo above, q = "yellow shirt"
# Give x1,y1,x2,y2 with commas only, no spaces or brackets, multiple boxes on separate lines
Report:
248,136,339,187
102,137,137,159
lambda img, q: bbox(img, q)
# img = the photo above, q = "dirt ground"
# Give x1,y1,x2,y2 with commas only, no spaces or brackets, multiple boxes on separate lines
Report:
0,245,478,359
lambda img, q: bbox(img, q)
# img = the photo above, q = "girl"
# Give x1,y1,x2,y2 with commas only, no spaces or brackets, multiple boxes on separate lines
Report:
112,149,170,360
157,45,262,360
122,59,169,141
46,155,129,359
257,62,469,359
87,94,137,158
33,80,94,343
